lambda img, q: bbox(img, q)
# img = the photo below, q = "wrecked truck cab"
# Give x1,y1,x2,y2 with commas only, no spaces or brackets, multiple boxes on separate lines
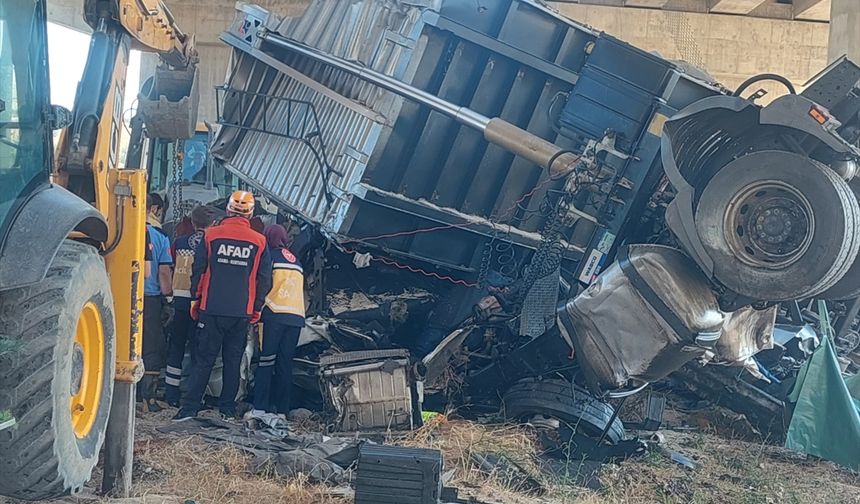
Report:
212,0,860,443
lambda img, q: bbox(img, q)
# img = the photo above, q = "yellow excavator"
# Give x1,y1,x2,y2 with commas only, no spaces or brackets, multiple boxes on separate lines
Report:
0,0,198,500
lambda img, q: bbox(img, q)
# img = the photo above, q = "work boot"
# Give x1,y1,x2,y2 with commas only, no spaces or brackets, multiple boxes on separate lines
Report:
165,386,180,408
172,408,197,422
140,373,163,413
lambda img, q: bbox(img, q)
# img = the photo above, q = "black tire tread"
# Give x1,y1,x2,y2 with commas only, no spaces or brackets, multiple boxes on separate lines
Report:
0,240,107,500
809,162,860,296
502,379,625,445
820,178,860,300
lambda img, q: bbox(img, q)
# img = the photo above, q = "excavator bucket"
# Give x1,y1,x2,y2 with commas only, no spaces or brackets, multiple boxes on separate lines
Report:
138,62,200,139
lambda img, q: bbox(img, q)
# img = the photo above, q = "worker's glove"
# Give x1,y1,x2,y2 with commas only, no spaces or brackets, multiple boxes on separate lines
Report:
250,311,262,324
190,300,200,321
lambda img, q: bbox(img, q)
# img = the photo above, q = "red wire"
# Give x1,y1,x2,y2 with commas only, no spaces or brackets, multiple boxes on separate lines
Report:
337,174,565,288
341,246,479,288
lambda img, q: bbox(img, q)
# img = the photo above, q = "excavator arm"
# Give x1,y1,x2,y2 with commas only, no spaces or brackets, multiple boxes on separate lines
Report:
51,0,200,496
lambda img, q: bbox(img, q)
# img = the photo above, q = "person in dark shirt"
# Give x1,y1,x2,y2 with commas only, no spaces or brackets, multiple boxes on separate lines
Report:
164,205,215,406
173,191,272,421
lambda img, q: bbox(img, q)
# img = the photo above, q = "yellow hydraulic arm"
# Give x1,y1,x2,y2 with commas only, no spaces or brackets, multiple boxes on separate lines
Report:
53,0,199,496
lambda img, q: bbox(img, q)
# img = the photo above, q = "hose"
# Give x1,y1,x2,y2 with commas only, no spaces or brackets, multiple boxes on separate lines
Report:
732,73,796,97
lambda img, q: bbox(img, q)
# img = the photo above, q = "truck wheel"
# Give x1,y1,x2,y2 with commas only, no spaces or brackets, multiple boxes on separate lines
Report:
0,240,115,500
694,151,860,302
502,379,624,445
820,179,860,300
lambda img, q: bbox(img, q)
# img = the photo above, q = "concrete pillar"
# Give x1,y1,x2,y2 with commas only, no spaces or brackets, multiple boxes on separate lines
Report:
828,0,860,63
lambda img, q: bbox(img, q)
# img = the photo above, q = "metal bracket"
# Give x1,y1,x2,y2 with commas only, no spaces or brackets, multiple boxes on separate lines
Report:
115,359,144,383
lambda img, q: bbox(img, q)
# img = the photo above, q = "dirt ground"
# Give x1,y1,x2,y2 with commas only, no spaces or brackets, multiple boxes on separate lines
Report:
4,404,858,504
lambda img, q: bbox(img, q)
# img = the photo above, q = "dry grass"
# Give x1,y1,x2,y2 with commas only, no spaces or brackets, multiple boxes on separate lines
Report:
394,417,860,504
597,431,860,504
4,410,858,504
396,416,599,504
131,436,348,504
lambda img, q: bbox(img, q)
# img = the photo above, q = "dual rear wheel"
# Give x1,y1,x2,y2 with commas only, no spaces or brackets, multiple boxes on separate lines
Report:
694,151,860,302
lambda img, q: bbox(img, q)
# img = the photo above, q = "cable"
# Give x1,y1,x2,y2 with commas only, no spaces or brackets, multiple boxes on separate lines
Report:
340,245,478,288
733,73,796,97
545,149,578,175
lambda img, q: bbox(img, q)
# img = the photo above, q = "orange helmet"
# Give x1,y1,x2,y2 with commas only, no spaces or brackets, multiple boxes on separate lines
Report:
226,190,255,216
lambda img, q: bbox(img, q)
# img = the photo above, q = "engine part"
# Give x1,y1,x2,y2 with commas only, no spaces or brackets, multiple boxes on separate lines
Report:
465,326,576,395
355,444,443,504
319,349,415,431
713,305,777,365
562,245,724,392
502,379,625,445
694,150,860,301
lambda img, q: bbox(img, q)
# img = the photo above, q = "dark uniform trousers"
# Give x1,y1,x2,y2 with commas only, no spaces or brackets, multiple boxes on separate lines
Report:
165,297,195,404
254,319,302,414
142,296,167,371
182,314,248,414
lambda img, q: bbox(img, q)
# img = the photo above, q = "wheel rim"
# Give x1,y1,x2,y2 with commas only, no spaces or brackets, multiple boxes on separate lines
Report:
724,181,814,270
70,302,104,439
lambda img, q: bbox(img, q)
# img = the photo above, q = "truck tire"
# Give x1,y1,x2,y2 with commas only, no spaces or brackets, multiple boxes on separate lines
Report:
0,240,116,500
501,379,625,445
694,151,860,302
819,179,860,300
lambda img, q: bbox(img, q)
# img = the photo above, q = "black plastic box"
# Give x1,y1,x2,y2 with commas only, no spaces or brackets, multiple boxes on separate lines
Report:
355,444,443,504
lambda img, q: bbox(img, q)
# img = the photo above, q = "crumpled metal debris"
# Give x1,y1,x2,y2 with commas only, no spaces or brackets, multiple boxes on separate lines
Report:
158,417,364,484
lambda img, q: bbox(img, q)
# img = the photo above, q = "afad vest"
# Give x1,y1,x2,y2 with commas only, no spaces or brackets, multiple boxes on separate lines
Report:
265,247,306,325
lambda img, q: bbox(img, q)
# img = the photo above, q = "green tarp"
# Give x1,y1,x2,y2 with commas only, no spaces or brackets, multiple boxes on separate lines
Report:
785,337,860,470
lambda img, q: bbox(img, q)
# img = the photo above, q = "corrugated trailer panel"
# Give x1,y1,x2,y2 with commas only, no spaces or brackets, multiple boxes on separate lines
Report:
213,0,719,279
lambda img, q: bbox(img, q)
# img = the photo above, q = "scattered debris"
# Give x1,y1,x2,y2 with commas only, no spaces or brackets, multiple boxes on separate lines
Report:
668,451,697,471
469,452,544,495
157,417,362,485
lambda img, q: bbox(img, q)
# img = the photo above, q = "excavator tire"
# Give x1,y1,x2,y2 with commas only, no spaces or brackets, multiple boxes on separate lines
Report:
694,151,860,302
0,240,115,500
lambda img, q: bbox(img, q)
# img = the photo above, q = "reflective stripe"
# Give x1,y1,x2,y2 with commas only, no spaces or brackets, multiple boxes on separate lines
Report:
272,262,303,273
259,354,277,361
166,365,182,376
259,361,275,367
165,376,181,386
174,289,192,298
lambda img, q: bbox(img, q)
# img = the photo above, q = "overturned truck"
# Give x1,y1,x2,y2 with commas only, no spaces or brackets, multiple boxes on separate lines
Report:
211,0,860,438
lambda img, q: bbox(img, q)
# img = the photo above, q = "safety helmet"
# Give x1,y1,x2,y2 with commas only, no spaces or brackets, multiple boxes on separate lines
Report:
226,190,255,216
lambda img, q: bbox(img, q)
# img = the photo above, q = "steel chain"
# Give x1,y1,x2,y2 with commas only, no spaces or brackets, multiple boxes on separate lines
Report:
171,140,185,224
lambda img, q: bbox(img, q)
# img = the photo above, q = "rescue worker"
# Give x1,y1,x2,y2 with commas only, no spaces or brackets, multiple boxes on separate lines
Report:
142,193,173,412
164,205,216,406
246,224,305,419
174,191,272,421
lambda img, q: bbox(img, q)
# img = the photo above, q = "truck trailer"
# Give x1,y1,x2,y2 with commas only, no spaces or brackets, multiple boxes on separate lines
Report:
209,0,860,438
